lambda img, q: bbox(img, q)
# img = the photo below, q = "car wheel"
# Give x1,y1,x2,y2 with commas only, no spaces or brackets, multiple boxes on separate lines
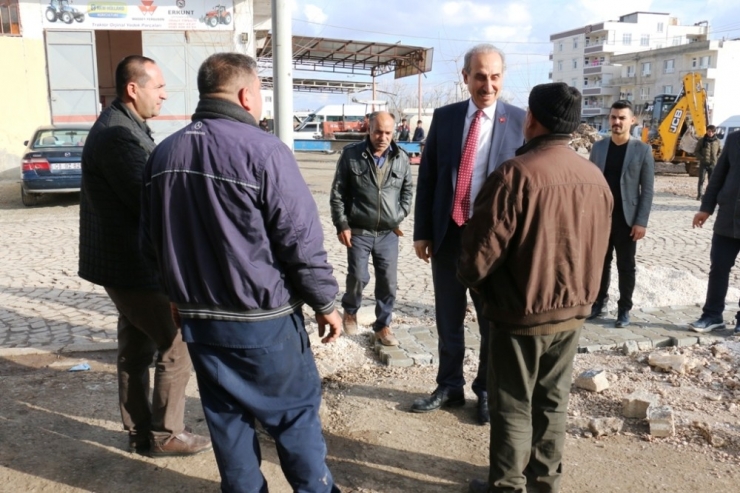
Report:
61,11,73,24
45,8,57,22
208,16,218,27
21,188,40,207
224,14,232,24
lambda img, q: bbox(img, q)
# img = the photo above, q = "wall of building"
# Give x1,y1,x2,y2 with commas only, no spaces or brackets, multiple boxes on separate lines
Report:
711,41,740,125
0,3,49,177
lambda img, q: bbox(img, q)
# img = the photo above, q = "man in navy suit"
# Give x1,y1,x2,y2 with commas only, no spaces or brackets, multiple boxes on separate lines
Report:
411,44,526,425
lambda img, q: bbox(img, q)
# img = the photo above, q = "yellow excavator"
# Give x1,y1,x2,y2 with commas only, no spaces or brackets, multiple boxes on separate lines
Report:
640,72,709,175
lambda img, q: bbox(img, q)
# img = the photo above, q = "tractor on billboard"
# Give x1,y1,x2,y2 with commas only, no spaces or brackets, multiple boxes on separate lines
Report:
200,5,232,28
45,0,86,24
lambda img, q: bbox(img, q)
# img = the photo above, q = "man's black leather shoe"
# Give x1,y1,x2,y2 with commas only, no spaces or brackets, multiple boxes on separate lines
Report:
615,309,630,328
476,392,490,425
410,387,465,413
469,478,489,493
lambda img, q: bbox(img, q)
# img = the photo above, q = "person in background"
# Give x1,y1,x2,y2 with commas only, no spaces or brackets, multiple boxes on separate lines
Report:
694,124,721,201
330,111,413,346
690,130,740,334
397,118,411,141
79,55,211,457
460,82,612,493
412,120,425,142
587,99,654,329
411,43,526,425
141,52,342,492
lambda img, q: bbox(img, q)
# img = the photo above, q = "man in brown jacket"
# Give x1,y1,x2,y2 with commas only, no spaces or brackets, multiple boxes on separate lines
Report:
694,125,722,200
459,83,613,493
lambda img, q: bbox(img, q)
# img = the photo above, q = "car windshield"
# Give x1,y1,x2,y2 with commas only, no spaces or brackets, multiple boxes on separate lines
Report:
33,129,90,148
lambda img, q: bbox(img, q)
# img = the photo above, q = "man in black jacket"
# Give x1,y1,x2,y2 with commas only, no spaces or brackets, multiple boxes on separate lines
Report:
690,130,740,334
330,111,413,346
79,55,211,456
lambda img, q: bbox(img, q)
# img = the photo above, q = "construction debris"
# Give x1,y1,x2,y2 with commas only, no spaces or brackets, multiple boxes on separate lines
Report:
570,123,602,153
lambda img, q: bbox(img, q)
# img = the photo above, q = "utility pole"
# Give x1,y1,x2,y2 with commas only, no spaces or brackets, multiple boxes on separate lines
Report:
271,0,293,149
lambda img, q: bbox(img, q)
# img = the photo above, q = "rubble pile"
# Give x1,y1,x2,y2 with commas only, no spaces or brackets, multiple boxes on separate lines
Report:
570,123,602,153
567,339,740,461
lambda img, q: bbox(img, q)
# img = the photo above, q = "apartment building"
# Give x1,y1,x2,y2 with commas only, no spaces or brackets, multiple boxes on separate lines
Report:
610,39,740,127
550,11,708,129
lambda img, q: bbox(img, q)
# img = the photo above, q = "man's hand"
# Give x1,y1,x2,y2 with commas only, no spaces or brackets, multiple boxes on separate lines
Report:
693,211,711,229
316,309,342,343
414,240,433,263
630,225,647,241
337,229,352,248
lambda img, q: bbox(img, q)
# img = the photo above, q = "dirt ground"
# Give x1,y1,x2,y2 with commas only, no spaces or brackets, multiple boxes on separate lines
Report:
2,170,739,492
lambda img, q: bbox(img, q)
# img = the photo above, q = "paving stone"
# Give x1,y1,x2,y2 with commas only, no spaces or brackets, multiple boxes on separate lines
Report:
622,390,660,418
670,335,699,347
648,405,675,437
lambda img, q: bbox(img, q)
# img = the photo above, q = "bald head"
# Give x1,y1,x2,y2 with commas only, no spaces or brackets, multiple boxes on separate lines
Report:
368,111,395,155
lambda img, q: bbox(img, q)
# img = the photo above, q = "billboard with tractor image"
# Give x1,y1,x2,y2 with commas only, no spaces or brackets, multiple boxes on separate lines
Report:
40,0,235,30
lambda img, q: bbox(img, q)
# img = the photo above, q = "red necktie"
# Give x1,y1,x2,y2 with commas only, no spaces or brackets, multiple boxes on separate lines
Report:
451,109,483,225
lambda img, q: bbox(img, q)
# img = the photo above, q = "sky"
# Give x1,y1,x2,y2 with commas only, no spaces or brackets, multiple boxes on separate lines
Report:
279,0,740,111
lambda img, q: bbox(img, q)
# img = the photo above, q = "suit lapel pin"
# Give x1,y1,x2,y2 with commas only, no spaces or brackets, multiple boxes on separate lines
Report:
499,117,506,123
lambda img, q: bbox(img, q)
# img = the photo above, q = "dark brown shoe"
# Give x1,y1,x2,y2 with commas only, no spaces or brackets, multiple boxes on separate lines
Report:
374,327,399,346
150,431,212,457
343,311,359,335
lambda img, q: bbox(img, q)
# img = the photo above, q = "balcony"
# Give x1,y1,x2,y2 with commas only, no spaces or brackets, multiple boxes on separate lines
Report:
584,43,609,55
583,63,617,75
582,86,618,97
582,106,610,116
608,76,636,86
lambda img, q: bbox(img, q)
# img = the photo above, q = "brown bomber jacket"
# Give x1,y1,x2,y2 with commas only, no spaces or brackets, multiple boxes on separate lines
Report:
458,134,614,335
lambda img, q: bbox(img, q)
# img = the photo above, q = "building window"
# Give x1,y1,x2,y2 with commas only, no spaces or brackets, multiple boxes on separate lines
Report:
0,0,21,35
672,36,681,46
627,65,635,77
641,34,650,46
656,43,663,49
572,58,577,69
623,33,632,45
642,62,651,75
557,60,563,71
572,78,578,88
573,37,579,49
657,22,664,32
558,42,563,52
663,85,673,94
265,96,273,103
583,78,589,87
640,87,651,99
700,55,711,68
663,59,675,73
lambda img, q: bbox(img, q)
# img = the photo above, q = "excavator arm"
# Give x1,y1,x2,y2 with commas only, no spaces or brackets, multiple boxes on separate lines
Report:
649,73,708,162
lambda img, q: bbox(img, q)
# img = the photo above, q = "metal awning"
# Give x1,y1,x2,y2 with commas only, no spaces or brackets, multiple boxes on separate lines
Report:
260,77,372,94
256,34,433,78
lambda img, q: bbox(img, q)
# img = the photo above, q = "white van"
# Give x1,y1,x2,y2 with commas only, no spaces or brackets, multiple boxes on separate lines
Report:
715,115,740,149
295,104,368,139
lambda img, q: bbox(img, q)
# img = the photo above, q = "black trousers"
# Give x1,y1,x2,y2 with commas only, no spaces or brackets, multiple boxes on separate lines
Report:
702,233,740,321
596,214,637,311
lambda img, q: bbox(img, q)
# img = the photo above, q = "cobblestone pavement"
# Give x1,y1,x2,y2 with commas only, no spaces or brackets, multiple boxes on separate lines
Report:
1,154,738,364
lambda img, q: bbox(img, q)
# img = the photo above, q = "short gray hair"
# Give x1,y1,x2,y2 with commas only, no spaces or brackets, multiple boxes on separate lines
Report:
463,44,506,74
368,111,395,128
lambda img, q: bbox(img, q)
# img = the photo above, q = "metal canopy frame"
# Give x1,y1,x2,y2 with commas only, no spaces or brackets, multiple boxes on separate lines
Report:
256,34,433,78
260,77,372,94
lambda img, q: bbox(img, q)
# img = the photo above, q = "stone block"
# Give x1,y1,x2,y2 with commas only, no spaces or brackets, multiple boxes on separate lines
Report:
588,417,623,437
637,340,654,351
622,390,660,418
622,340,639,356
575,369,610,392
409,353,433,365
650,336,674,348
648,353,697,374
408,326,432,335
648,405,675,437
670,335,699,348
387,356,414,367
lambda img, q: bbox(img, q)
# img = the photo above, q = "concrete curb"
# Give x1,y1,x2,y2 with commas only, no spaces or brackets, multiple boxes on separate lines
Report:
0,342,118,357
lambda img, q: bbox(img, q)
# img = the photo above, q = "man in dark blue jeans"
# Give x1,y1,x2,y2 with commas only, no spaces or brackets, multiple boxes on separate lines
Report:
142,53,342,492
690,130,740,334
330,111,413,346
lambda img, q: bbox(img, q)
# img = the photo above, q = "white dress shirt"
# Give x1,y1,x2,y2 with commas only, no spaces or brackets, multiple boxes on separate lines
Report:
461,99,497,219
